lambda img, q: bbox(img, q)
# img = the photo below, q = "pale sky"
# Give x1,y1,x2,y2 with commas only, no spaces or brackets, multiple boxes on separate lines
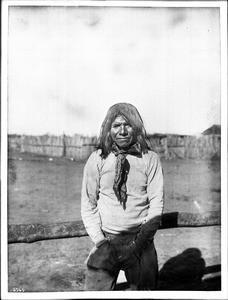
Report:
8,5,221,136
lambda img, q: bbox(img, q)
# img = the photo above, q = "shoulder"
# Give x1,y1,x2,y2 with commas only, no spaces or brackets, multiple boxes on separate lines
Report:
142,150,163,175
85,149,102,165
89,149,102,158
142,150,162,168
143,150,160,162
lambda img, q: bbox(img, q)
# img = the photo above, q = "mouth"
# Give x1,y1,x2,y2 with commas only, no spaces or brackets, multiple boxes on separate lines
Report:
117,138,130,141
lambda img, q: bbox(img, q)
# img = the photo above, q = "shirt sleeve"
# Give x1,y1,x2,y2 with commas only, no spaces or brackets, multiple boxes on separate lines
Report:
81,151,107,247
144,151,164,229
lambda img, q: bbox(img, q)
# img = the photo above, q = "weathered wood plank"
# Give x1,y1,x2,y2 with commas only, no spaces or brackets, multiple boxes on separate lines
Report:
8,211,221,244
161,211,221,228
8,220,87,244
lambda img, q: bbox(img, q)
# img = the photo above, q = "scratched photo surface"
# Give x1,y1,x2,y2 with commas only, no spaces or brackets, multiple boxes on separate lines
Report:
7,4,221,294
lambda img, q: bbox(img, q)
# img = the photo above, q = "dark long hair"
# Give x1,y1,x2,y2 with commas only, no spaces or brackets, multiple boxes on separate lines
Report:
97,102,151,158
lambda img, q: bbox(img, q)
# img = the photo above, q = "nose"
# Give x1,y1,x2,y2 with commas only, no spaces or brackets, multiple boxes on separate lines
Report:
119,124,127,135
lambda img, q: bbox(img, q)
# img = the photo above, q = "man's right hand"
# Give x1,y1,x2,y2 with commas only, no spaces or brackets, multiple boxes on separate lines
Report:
86,240,119,273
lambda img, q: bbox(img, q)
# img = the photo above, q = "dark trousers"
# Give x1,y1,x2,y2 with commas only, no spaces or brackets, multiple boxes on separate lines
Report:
84,232,158,291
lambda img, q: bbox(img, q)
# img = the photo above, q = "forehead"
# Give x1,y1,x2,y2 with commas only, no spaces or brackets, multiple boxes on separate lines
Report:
112,115,129,124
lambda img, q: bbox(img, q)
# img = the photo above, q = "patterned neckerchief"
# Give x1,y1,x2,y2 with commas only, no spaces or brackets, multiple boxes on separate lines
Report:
112,142,142,210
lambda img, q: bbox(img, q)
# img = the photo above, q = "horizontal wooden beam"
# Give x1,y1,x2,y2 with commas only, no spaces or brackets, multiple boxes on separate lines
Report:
8,211,221,244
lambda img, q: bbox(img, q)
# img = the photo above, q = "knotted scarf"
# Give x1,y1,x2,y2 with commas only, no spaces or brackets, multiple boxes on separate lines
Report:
112,142,142,210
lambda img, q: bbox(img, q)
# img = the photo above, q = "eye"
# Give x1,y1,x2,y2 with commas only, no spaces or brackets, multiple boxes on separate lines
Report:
125,124,132,129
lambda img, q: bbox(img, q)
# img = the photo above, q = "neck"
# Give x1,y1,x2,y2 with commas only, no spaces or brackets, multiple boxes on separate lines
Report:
112,141,142,156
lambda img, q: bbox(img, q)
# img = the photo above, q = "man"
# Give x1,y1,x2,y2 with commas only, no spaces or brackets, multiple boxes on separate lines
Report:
81,102,164,290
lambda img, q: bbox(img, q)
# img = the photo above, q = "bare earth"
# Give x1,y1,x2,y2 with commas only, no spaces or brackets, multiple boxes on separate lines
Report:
7,151,221,292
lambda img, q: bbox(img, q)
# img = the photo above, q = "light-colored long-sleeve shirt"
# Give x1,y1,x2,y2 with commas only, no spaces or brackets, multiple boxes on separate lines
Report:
81,149,164,246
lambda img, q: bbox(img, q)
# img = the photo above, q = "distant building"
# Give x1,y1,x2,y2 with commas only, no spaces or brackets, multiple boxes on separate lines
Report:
202,125,221,135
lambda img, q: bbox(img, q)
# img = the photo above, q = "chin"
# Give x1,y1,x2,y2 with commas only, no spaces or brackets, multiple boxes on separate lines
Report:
117,141,132,148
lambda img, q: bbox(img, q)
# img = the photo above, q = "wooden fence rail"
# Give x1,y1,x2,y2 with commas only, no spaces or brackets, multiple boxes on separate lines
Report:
8,211,221,244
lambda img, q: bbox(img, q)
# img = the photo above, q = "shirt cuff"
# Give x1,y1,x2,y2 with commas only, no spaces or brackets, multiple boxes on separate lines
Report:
93,233,107,248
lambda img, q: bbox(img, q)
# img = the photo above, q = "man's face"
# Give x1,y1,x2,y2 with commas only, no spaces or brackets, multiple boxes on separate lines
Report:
110,115,134,148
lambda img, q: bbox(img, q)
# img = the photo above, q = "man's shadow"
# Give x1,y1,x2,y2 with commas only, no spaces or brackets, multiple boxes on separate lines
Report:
158,248,221,291
115,248,221,291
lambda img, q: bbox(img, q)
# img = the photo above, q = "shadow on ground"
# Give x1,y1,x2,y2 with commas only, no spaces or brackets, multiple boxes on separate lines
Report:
115,248,221,291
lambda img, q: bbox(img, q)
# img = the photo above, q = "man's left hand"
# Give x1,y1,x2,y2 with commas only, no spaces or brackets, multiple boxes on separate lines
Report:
117,241,143,269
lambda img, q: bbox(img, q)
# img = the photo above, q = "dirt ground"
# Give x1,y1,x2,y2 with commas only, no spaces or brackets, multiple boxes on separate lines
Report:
7,150,221,293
